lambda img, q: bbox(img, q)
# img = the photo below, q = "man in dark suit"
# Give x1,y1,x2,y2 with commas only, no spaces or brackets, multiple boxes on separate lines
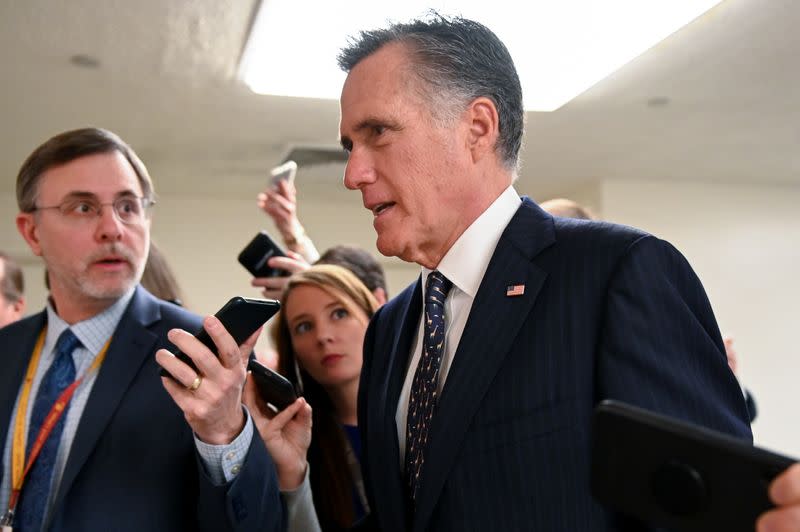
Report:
337,14,753,531
0,128,284,531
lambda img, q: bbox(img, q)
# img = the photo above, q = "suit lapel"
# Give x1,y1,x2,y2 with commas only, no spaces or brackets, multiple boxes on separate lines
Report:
413,199,556,530
50,288,161,514
0,314,47,482
369,278,422,532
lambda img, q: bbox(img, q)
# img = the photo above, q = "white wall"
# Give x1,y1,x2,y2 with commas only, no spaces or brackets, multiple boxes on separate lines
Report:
4,176,798,456
600,179,800,455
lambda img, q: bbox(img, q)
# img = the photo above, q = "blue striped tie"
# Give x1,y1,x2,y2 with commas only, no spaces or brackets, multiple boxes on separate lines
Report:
17,328,80,532
406,270,452,504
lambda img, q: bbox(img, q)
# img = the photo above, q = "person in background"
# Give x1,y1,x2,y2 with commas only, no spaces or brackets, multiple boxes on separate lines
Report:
336,13,751,531
246,264,378,531
0,252,25,328
140,240,185,306
252,244,388,307
539,197,595,220
258,178,320,263
1,127,286,531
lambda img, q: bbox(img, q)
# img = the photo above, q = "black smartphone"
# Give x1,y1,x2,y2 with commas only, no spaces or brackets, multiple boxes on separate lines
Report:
161,296,280,377
591,400,795,532
248,358,298,411
238,231,289,278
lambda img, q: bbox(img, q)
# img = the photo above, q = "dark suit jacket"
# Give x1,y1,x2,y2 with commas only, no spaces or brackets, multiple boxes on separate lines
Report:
0,287,284,532
357,199,752,532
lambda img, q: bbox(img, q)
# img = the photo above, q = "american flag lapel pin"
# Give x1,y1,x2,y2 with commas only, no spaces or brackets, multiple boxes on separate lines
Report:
506,284,525,297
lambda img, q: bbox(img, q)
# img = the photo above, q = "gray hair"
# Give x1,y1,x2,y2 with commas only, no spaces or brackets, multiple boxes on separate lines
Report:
337,13,525,171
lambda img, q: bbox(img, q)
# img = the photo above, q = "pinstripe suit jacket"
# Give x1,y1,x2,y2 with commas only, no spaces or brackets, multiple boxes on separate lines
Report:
0,287,284,532
357,198,752,532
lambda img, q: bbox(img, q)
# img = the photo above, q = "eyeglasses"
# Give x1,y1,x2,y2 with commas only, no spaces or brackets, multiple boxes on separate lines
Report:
33,196,156,225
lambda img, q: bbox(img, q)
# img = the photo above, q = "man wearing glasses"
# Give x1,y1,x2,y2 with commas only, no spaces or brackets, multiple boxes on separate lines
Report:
0,128,284,531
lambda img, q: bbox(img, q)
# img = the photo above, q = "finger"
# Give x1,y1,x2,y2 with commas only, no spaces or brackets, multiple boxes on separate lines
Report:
251,277,288,289
267,256,309,273
772,463,800,505
201,315,243,371
261,287,283,301
268,398,305,430
238,327,263,365
276,179,297,200
269,192,295,215
166,327,221,379
155,347,201,387
160,373,200,411
242,376,270,418
756,506,800,532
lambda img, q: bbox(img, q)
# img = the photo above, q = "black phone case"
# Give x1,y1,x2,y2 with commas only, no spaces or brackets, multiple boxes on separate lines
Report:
247,358,298,411
161,296,280,377
591,400,795,532
238,231,289,278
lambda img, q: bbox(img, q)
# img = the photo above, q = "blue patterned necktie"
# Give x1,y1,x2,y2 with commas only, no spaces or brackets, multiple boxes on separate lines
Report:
406,270,453,504
16,328,80,532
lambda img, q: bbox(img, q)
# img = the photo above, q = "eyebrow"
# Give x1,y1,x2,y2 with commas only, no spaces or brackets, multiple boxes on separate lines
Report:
339,117,403,150
288,301,343,326
59,190,140,201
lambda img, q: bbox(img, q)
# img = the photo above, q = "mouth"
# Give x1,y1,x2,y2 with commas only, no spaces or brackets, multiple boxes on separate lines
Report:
91,255,131,270
322,354,345,366
370,202,396,217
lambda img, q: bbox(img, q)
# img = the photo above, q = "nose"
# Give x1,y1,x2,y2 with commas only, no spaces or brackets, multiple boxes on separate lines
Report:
315,321,335,346
343,147,377,191
94,204,123,242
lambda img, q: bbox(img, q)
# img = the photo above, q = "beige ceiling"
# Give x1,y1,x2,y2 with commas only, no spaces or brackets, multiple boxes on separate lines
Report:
0,0,797,201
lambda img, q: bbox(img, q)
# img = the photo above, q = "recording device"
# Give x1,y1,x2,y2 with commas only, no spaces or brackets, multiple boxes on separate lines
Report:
591,400,795,532
238,231,289,278
270,160,297,187
161,296,280,377
247,358,298,411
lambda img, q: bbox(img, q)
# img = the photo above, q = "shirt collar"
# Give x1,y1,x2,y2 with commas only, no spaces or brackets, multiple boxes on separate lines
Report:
45,287,136,355
423,186,521,298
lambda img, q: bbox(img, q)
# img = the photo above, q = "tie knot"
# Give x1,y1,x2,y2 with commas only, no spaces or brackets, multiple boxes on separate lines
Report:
425,270,452,307
55,328,81,357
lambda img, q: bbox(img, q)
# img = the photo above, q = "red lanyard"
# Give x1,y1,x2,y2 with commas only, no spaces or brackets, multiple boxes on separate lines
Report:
2,328,109,524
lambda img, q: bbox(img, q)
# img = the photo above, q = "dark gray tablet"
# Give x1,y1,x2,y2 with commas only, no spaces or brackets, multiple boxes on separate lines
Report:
591,400,795,532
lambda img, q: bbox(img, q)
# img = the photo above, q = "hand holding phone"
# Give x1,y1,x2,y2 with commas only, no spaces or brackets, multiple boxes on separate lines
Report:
161,296,280,377
238,231,289,278
270,160,297,188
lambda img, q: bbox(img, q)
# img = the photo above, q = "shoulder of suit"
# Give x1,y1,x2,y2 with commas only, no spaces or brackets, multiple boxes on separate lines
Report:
0,310,45,339
155,298,203,331
550,216,652,249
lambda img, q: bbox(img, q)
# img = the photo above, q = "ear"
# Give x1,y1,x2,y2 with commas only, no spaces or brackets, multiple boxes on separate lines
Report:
12,296,25,318
465,96,500,163
16,212,43,257
372,287,388,307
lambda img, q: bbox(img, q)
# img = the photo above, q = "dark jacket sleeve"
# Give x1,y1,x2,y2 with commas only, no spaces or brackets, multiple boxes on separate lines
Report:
195,423,286,532
596,234,752,438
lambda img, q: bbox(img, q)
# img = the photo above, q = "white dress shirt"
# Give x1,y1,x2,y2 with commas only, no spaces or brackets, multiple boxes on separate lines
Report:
395,186,521,461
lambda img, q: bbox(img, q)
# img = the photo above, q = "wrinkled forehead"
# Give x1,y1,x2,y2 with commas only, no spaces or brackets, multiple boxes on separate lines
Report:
37,151,144,202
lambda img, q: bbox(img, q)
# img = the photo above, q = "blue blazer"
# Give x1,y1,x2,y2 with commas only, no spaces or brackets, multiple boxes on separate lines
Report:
0,287,284,532
358,199,752,532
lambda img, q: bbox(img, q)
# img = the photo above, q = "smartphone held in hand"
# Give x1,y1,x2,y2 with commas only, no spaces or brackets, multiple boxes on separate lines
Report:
162,296,280,377
270,160,297,187
238,231,290,278
248,358,298,411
